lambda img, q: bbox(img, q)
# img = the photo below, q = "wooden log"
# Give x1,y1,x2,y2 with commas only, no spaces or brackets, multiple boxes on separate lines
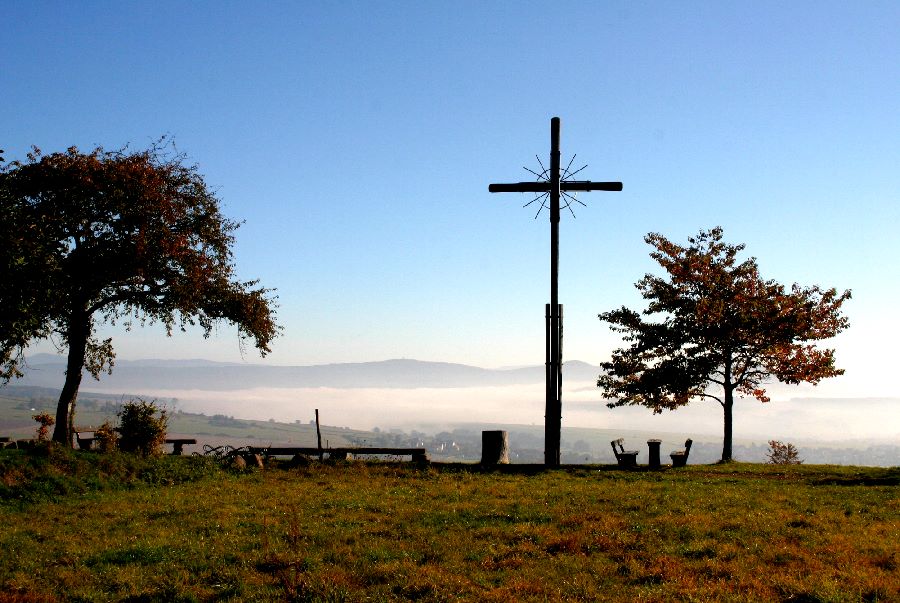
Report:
481,430,510,465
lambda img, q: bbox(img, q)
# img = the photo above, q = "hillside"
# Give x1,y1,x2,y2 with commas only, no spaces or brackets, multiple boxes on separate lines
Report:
14,354,602,390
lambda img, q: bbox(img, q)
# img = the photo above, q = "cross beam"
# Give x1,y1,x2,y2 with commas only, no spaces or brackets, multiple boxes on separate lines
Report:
488,117,622,467
488,181,623,193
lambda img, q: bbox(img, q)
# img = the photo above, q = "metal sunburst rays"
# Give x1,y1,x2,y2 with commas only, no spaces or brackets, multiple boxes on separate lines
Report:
521,154,590,219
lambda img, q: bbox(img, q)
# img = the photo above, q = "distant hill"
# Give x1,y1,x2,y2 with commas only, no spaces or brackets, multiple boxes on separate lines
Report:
13,355,602,391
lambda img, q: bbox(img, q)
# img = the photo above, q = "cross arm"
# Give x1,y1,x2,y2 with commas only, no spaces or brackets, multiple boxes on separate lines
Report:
489,181,622,193
560,181,623,192
488,182,552,193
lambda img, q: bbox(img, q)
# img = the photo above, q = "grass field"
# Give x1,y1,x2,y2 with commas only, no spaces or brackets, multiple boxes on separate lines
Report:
0,447,898,602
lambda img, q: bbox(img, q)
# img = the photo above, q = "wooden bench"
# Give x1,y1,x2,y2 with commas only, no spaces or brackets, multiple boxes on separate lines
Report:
166,438,197,455
610,438,639,468
248,446,429,465
332,447,429,465
670,438,693,467
74,429,97,450
73,431,195,455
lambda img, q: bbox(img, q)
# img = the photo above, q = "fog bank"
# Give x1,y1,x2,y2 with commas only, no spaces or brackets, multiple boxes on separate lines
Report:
97,381,900,443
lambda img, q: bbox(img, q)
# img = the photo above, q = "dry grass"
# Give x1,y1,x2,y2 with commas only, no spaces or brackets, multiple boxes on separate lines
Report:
0,453,897,601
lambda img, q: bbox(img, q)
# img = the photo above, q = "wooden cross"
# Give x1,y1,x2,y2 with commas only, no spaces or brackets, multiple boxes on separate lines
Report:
489,117,622,467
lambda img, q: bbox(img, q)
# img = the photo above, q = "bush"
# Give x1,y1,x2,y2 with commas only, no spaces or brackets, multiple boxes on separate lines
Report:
118,399,168,456
32,412,55,442
94,420,119,453
766,440,803,465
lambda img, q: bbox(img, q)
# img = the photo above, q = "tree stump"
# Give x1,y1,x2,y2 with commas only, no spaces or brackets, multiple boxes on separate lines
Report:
647,439,662,469
481,430,510,465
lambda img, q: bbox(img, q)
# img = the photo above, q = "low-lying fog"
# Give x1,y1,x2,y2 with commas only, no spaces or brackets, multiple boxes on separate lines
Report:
112,381,899,443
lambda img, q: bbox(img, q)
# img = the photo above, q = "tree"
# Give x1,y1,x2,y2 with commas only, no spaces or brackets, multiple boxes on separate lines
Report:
0,143,280,445
597,227,850,462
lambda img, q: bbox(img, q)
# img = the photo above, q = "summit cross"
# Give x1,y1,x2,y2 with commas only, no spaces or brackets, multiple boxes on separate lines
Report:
488,117,622,467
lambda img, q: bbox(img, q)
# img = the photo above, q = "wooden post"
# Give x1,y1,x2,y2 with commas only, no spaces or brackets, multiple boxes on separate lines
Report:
547,118,561,467
315,409,323,461
545,303,552,451
481,430,510,465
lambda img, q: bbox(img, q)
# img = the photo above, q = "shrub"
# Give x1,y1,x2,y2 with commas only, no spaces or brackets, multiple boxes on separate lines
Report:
94,420,119,453
32,412,55,442
118,399,168,456
766,440,803,465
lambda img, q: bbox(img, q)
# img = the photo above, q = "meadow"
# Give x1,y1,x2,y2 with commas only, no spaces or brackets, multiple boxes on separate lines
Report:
0,446,897,602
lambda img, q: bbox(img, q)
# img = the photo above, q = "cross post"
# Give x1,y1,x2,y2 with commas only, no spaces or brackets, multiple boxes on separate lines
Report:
489,117,622,467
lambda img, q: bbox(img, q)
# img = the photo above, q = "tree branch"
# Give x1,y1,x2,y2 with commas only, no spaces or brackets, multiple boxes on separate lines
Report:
88,283,167,315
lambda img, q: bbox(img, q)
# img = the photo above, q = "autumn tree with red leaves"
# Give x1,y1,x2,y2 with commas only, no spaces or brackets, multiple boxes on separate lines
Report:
0,143,280,445
598,227,850,462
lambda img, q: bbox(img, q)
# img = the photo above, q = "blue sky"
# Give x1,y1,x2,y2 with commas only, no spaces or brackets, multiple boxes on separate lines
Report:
3,1,898,399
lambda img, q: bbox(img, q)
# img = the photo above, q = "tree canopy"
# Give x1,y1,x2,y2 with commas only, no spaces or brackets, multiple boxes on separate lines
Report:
598,227,850,461
0,143,280,444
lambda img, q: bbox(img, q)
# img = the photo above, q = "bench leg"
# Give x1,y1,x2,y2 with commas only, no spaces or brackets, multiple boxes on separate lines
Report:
617,454,638,468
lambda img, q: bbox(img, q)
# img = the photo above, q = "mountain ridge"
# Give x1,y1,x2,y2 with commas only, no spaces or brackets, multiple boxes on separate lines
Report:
16,355,602,391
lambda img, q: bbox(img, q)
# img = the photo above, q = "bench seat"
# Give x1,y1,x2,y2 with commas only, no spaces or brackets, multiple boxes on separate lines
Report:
610,438,639,468
670,439,693,467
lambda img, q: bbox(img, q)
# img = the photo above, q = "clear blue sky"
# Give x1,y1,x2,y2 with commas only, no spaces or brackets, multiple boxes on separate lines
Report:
3,2,898,398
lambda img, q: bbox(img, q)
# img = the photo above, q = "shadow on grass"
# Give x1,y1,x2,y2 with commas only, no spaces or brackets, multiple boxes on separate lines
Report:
811,467,900,487
406,461,689,476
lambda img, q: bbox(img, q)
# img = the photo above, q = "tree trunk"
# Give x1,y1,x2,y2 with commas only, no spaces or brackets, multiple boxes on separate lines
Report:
722,388,733,462
721,355,734,462
51,312,90,446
